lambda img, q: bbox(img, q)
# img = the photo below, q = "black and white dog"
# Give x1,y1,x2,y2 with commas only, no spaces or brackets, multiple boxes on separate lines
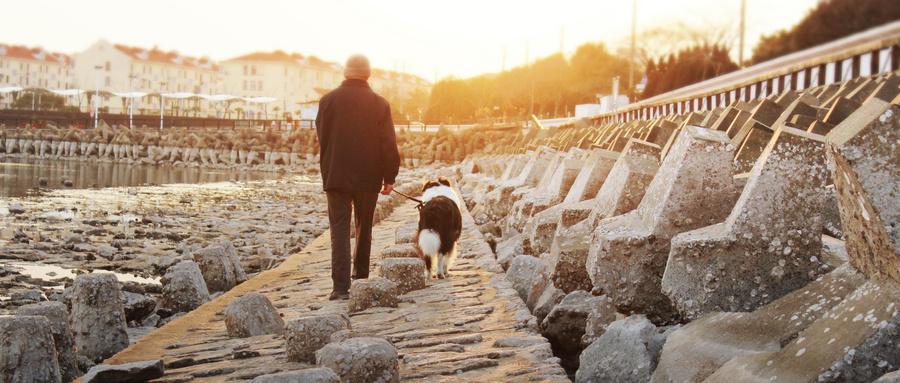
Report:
415,178,462,279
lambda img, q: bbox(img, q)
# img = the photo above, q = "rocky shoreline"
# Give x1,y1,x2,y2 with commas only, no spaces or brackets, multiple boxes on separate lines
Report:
0,165,329,367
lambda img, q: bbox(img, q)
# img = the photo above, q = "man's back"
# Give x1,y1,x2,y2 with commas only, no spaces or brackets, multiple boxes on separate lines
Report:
316,78,400,192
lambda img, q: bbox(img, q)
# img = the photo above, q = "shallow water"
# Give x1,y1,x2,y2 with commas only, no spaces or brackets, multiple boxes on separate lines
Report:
0,155,282,198
0,260,160,291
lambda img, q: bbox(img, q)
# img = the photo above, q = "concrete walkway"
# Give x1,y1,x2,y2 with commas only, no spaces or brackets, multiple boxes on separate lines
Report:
98,200,567,382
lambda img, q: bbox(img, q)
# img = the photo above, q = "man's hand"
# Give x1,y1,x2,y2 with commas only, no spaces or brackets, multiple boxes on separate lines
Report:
380,183,393,195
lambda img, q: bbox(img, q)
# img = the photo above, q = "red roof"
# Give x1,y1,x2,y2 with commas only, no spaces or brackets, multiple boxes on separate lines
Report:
0,43,70,65
225,50,341,71
113,44,218,72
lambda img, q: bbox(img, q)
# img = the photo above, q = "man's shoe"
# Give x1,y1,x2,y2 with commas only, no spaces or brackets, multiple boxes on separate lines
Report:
328,291,350,301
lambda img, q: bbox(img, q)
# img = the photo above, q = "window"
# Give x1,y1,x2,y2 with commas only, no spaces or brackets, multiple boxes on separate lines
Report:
243,65,248,75
250,80,256,90
251,65,257,76
104,76,110,86
258,81,263,90
243,80,247,90
105,61,111,71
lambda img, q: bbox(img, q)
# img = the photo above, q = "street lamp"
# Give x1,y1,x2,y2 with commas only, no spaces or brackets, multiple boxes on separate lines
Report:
93,65,103,128
128,73,138,128
159,82,167,130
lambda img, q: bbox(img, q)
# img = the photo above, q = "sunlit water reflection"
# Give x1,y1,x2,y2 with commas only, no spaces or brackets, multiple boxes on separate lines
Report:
0,155,283,197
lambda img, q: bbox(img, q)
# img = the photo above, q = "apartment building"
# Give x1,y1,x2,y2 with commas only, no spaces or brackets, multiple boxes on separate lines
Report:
72,39,219,116
0,43,72,107
220,50,431,120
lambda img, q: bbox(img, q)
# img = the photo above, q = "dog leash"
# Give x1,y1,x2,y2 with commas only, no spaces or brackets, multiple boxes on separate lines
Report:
391,188,424,210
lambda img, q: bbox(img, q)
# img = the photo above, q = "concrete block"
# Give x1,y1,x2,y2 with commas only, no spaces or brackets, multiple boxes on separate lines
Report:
284,313,351,363
549,141,661,294
587,126,737,324
823,97,862,125
563,148,620,204
0,316,61,383
380,257,426,294
69,273,129,362
316,337,399,383
507,255,540,301
348,277,399,312
541,291,612,371
826,100,900,282
17,302,79,382
224,293,284,338
192,241,247,293
663,127,830,320
82,359,164,383
704,278,900,383
159,261,210,313
651,263,864,383
252,368,340,383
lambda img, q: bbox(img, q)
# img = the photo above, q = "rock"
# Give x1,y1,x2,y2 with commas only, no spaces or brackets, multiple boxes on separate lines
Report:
541,291,613,371
495,234,525,270
507,254,539,301
192,241,247,292
65,234,85,244
580,296,620,347
18,302,80,383
122,291,156,323
526,255,553,311
316,337,400,383
380,243,419,259
0,316,62,383
876,370,900,383
224,293,284,338
533,284,566,323
252,368,341,383
158,261,210,313
575,315,666,383
8,204,25,215
348,277,399,312
69,273,129,363
284,314,351,363
380,257,426,294
81,359,164,383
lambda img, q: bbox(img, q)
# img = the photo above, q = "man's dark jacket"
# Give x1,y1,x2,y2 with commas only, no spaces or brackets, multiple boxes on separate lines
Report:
315,78,401,192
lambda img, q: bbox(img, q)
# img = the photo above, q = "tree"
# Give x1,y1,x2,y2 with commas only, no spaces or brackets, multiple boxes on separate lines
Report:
12,93,66,111
641,44,739,98
752,0,900,64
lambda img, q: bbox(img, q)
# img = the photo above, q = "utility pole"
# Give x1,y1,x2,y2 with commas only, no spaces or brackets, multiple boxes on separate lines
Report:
739,0,746,65
629,0,637,94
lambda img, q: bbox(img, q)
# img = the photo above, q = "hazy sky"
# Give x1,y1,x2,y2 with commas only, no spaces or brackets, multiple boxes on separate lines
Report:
3,0,821,81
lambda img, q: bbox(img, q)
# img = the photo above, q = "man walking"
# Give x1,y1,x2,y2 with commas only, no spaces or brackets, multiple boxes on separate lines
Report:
316,54,401,300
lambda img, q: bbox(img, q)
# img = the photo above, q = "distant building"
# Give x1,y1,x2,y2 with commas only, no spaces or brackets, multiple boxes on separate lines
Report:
220,50,432,120
0,42,72,108
72,39,219,116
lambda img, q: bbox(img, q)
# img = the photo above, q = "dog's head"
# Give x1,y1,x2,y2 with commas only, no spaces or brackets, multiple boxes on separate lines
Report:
422,177,452,192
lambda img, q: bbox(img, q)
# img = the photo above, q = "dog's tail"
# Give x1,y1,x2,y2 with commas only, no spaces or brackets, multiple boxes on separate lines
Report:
417,229,440,273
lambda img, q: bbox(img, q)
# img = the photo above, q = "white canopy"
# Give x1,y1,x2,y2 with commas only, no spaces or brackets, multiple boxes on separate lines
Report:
49,89,86,96
161,92,196,99
0,86,24,94
111,91,148,98
242,97,277,103
197,94,239,101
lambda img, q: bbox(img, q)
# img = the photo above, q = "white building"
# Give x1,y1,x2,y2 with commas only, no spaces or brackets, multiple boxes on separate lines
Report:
0,42,72,108
72,39,219,116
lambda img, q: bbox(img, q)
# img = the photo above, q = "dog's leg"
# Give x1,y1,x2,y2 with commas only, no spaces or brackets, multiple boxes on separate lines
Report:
436,254,445,279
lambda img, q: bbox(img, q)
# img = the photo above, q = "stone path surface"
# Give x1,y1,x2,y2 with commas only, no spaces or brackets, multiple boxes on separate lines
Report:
94,199,567,382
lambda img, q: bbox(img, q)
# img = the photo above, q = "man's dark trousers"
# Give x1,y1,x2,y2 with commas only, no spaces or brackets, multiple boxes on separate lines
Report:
326,189,378,294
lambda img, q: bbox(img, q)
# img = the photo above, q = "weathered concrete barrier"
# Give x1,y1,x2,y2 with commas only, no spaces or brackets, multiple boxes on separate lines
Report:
662,126,830,320
224,292,285,338
69,273,130,363
0,316,62,383
18,302,80,383
587,126,737,325
548,139,661,294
